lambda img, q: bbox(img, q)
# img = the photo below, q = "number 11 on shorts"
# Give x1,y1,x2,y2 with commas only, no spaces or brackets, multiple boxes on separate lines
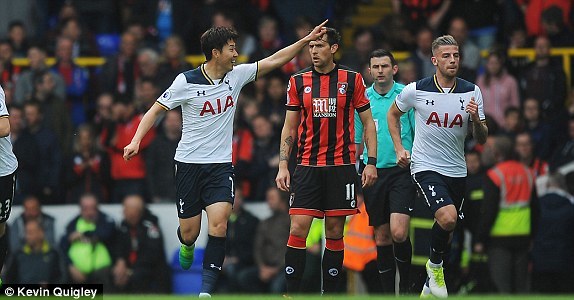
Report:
345,183,355,201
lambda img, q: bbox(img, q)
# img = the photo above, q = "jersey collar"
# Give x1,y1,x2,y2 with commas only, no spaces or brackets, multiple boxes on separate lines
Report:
433,74,457,93
369,81,397,100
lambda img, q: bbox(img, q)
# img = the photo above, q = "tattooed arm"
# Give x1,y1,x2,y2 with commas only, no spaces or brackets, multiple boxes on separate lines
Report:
276,110,300,191
466,97,488,145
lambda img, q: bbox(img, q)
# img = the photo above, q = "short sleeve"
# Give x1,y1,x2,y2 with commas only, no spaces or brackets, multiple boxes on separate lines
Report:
233,62,258,87
474,85,486,121
0,87,7,117
285,76,300,111
156,74,190,110
395,82,416,113
353,73,370,112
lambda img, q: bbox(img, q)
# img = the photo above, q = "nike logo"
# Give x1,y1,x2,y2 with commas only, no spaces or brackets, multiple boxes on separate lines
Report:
179,199,184,214
210,263,222,271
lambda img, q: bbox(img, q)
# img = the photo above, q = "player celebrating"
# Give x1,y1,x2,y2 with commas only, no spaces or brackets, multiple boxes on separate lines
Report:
355,49,415,294
123,21,328,297
0,86,18,286
387,35,488,298
276,27,378,295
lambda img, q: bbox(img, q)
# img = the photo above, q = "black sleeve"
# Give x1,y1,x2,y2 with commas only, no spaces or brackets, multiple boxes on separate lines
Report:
477,175,501,244
530,186,540,240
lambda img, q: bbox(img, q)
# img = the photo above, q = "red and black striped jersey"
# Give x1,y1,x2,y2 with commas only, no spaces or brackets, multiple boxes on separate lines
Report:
286,65,370,166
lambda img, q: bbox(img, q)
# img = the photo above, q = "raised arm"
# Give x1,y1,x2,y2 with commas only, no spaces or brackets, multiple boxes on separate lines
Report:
123,103,165,160
275,110,300,191
257,20,328,77
387,102,410,168
466,96,488,145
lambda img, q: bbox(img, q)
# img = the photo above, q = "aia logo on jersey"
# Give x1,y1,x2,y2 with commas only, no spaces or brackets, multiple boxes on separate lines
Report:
426,112,463,128
200,96,234,116
338,82,347,94
312,97,337,118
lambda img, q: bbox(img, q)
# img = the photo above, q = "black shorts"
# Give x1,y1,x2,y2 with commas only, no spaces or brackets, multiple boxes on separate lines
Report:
411,170,466,219
0,172,15,223
174,161,234,219
363,166,416,226
290,165,359,218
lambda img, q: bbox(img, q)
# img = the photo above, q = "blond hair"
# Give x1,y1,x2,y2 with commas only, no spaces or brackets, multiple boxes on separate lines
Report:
432,35,458,55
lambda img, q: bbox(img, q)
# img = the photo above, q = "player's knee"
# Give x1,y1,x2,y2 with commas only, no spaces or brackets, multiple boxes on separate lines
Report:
391,227,408,243
209,221,228,237
289,222,309,239
435,206,457,231
324,222,345,239
179,227,199,245
374,226,392,246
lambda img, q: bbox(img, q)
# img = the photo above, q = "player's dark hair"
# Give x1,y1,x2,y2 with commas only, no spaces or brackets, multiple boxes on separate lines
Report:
324,27,341,46
201,26,239,61
369,49,397,66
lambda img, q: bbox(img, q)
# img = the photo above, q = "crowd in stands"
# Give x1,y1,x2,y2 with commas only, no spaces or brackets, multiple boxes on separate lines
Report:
1,0,573,295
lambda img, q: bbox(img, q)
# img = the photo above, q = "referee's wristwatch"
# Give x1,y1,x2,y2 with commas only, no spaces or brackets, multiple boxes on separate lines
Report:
367,156,377,166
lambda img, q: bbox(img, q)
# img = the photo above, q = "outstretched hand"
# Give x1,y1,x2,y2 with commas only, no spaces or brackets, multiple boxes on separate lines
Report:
302,20,328,43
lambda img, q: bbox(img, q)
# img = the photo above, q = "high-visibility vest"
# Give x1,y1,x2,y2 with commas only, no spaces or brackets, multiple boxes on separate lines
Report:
487,161,534,237
343,202,377,271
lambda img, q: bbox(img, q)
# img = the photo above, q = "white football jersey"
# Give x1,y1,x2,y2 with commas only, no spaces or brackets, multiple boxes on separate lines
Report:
0,86,17,176
156,63,258,163
395,75,485,177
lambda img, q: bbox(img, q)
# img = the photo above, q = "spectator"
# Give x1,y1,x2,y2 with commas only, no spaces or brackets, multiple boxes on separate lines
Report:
392,0,452,31
14,45,66,105
8,105,40,201
460,150,491,293
506,26,530,78
515,132,549,178
145,110,181,203
237,187,289,293
211,11,257,59
397,60,418,85
541,5,574,47
218,188,259,293
261,72,287,132
249,16,282,62
448,17,480,73
93,93,114,137
7,21,29,58
8,195,56,253
71,0,118,34
409,27,435,80
522,98,553,160
449,0,500,50
100,98,155,203
0,40,22,98
52,36,90,126
22,102,62,203
517,0,571,37
281,16,313,75
61,194,116,287
531,172,574,293
340,28,375,72
476,136,535,294
519,36,567,119
5,220,65,284
30,70,73,155
113,194,170,293
476,51,520,128
99,32,140,101
550,117,574,170
137,48,160,83
247,115,279,201
57,17,99,57
65,124,110,203
134,78,159,112
498,106,522,139
157,35,192,91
